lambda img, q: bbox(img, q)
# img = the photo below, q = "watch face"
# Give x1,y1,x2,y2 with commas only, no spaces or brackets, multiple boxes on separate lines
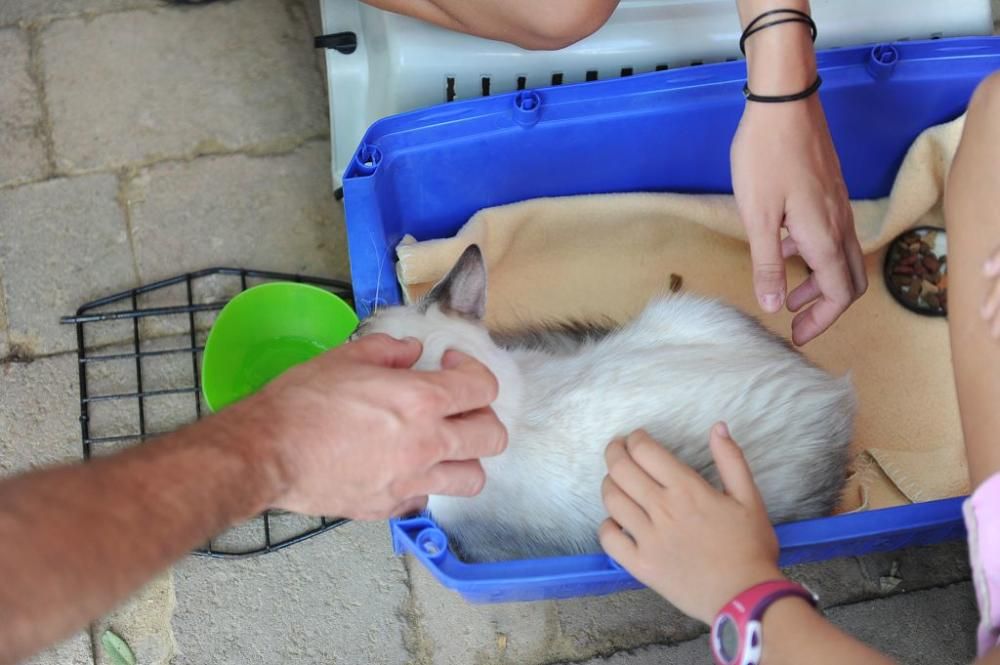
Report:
717,615,739,663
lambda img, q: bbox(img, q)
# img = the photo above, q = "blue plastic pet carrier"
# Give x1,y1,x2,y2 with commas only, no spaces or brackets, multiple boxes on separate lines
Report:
342,37,1000,603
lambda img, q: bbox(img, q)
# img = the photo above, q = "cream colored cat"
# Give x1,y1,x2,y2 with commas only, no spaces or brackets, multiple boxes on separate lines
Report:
359,245,855,562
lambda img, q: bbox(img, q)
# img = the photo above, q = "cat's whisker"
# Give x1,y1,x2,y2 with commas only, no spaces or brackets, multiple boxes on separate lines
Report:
368,231,391,317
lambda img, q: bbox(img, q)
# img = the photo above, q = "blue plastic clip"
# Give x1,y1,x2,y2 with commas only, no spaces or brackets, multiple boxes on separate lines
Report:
513,90,542,127
353,144,382,175
868,44,899,81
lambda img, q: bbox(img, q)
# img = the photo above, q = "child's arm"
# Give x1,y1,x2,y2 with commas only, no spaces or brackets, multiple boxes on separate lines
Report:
599,426,895,665
943,73,1000,489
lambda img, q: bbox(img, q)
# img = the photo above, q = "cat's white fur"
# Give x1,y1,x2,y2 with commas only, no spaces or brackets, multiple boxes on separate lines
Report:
361,246,855,562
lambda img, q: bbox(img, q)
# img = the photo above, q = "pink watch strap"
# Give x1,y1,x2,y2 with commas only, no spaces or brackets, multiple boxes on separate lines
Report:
739,580,817,621
711,580,818,665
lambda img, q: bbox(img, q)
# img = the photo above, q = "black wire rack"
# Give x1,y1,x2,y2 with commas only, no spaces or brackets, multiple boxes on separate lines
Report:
61,267,353,557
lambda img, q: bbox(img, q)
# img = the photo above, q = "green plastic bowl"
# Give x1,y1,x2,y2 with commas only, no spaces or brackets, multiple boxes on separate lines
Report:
201,282,359,412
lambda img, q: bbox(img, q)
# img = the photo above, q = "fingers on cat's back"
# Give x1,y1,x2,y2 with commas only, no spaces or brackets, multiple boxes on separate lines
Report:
624,430,700,487
442,407,508,461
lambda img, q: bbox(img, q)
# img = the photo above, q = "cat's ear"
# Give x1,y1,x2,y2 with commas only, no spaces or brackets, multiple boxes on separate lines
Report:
423,244,487,320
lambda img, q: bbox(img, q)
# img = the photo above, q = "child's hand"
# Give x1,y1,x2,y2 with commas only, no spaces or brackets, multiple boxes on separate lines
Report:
599,424,783,624
984,249,1000,338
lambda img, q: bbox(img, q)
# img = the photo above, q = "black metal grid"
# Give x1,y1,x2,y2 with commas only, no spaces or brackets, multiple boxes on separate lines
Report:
62,267,353,557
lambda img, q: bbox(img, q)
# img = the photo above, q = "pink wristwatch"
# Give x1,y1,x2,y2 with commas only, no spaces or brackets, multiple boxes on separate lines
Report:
710,579,818,665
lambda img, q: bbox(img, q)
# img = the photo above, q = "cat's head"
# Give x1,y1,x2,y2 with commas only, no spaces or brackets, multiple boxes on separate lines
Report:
360,246,523,512
357,244,503,374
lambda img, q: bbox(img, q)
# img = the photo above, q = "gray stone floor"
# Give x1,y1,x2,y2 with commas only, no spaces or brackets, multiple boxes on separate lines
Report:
0,1,998,664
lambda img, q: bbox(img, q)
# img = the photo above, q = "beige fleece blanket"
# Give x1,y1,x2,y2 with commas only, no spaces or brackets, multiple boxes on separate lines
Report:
395,116,968,513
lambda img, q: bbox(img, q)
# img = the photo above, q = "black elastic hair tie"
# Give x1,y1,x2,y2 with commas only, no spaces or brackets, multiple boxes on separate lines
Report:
743,74,823,103
740,8,817,54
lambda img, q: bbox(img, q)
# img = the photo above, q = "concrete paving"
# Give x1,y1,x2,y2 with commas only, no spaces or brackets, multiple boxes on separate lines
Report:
0,28,47,188
171,522,410,665
39,0,326,172
0,1,997,664
0,174,136,355
561,582,978,665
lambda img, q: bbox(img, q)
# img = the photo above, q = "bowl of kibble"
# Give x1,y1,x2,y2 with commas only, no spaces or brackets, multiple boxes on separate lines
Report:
884,226,947,317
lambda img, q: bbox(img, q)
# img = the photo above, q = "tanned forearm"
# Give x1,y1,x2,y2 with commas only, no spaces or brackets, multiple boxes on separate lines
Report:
0,400,289,665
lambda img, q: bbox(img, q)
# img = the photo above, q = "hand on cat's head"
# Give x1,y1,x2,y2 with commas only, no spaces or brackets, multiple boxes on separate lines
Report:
599,425,782,624
357,244,503,374
258,333,507,521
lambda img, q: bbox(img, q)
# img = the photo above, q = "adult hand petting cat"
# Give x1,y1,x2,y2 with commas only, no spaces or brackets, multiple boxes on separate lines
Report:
0,332,507,664
256,333,508,520
598,425,782,624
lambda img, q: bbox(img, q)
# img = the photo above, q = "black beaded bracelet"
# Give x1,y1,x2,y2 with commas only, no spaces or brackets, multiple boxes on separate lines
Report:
743,74,822,103
739,8,817,54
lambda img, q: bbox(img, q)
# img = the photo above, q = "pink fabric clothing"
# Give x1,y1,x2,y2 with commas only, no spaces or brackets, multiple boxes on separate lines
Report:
964,472,1000,656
